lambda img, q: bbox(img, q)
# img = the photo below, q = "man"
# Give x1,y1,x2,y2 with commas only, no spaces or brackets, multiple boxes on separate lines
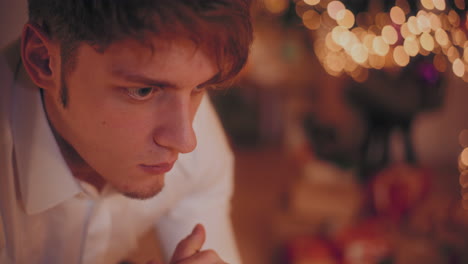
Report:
0,1,253,263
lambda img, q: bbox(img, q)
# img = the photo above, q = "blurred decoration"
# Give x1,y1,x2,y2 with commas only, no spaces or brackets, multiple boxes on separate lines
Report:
290,0,468,83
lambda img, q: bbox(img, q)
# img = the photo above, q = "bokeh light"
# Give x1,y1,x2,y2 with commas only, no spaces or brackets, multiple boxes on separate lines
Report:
296,0,468,82
304,0,320,6
351,43,369,64
393,45,410,66
390,6,406,25
404,36,420,56
433,0,446,11
396,0,411,14
448,10,460,27
459,130,468,148
337,9,355,29
461,148,468,168
264,0,289,15
448,46,460,62
420,32,435,51
454,0,466,10
435,28,449,47
373,36,390,56
433,53,447,72
453,58,465,77
421,0,434,10
327,1,346,20
382,25,398,45
417,12,432,33
408,16,422,35
303,10,322,30
429,13,442,30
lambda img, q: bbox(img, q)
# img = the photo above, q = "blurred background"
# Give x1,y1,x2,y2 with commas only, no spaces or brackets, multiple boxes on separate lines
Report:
212,1,468,263
2,0,468,263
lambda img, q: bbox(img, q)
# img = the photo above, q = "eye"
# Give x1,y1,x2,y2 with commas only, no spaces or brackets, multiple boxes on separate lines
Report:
194,84,215,94
126,87,158,100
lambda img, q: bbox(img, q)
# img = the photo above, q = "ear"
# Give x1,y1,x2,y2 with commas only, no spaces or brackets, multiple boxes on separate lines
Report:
21,22,60,92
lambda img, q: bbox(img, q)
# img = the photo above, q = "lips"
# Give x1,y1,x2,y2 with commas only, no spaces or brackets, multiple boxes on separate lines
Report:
139,161,175,175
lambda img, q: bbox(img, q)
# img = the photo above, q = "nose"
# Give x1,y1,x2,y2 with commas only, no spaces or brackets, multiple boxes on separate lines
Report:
153,98,197,154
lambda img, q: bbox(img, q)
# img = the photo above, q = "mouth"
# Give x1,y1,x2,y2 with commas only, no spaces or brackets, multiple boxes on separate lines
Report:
139,161,175,175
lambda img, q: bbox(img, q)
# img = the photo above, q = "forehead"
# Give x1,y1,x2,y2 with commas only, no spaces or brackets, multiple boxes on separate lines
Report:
76,37,218,86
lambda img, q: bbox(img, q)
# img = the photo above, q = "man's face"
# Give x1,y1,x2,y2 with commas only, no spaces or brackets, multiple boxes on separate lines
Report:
45,37,218,199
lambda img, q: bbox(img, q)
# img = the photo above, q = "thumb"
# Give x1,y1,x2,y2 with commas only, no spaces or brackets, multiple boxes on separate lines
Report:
170,224,206,263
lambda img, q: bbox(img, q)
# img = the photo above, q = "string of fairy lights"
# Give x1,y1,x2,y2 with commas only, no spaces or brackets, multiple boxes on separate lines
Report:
271,0,468,83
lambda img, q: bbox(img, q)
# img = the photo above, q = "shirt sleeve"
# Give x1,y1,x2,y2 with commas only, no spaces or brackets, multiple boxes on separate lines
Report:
154,96,241,264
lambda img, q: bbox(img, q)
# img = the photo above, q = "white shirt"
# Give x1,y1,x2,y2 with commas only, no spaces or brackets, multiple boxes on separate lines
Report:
0,40,241,264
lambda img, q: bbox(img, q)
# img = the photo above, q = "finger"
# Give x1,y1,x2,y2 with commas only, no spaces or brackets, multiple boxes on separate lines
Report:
177,249,225,264
171,224,206,263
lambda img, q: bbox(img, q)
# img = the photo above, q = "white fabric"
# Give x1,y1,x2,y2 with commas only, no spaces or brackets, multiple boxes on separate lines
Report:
0,40,241,264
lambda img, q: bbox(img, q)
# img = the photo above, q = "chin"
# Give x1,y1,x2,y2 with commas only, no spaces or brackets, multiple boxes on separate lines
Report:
121,185,164,200
112,174,165,200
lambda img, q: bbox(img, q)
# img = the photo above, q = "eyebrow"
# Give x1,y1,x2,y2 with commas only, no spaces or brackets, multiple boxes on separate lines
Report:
112,69,220,89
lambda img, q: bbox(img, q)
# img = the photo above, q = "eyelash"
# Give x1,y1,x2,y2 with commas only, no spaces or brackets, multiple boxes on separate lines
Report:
125,87,159,101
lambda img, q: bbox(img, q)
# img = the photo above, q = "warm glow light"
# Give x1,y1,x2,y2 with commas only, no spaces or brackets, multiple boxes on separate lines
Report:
439,13,451,30
448,10,460,27
356,12,372,28
435,28,449,47
453,58,465,77
433,0,446,11
373,36,390,56
459,130,468,148
295,1,310,17
326,32,342,52
464,47,468,63
363,33,376,53
408,16,422,35
455,0,466,10
326,52,345,73
332,26,347,45
327,1,345,20
369,54,385,69
375,12,391,28
393,46,410,66
390,6,406,25
452,29,467,47
303,10,322,30
434,53,447,72
461,148,468,167
400,23,411,39
321,11,336,28
382,25,398,45
396,0,411,14
351,43,369,64
420,32,435,51
448,46,460,62
351,67,369,82
429,13,442,30
352,27,367,42
404,36,420,56
304,0,320,6
336,9,355,29
264,0,289,14
417,12,432,32
344,57,359,72
421,0,434,10
338,31,354,47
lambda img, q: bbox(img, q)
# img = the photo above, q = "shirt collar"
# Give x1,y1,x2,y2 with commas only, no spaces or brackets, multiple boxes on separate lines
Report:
11,58,82,215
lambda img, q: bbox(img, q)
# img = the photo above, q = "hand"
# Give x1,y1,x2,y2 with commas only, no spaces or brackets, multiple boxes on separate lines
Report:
170,224,227,264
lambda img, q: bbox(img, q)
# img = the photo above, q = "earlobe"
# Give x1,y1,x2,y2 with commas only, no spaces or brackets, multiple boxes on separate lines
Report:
21,22,59,91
